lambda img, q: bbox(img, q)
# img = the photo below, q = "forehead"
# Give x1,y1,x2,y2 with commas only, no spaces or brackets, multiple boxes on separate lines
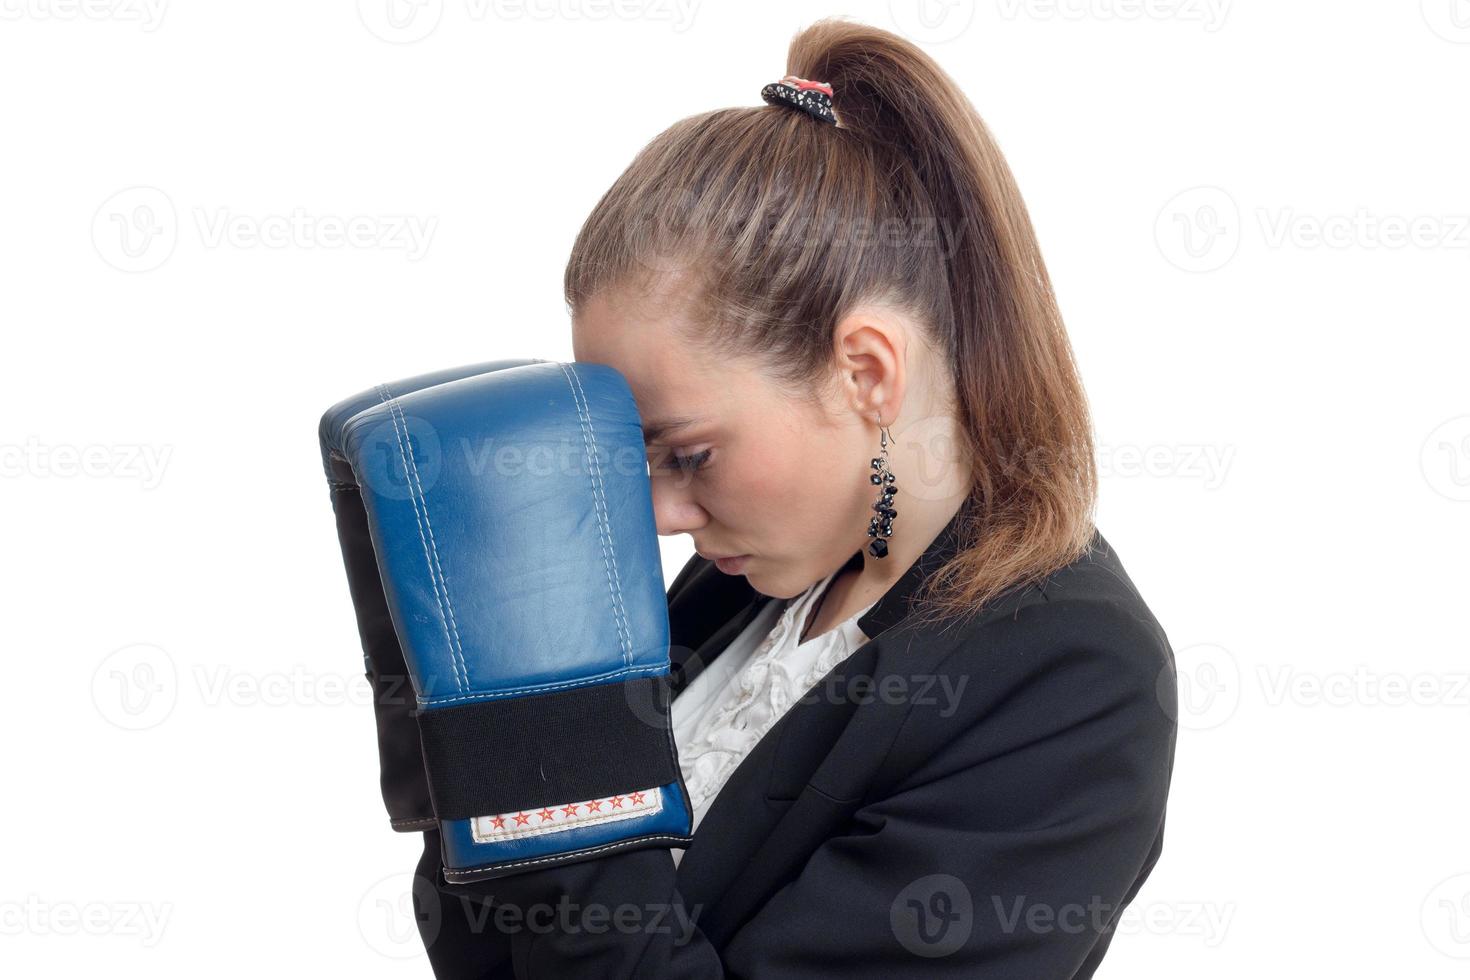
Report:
571,288,719,412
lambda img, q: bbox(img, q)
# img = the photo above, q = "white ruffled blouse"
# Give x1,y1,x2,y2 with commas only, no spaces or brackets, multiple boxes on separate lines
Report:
669,569,878,869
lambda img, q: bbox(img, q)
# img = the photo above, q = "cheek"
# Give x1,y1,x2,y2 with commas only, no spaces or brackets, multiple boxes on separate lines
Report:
725,431,859,518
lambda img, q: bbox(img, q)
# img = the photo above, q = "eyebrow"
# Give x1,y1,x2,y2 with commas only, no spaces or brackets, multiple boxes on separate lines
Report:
641,416,703,444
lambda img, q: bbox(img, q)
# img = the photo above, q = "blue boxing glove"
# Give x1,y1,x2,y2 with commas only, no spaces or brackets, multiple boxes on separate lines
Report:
319,358,547,834
319,359,694,883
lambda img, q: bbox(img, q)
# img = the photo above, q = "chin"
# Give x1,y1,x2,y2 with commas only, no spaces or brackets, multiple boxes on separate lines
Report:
744,570,805,602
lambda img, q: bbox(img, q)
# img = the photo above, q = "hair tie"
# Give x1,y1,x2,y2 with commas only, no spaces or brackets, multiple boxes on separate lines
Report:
760,74,837,126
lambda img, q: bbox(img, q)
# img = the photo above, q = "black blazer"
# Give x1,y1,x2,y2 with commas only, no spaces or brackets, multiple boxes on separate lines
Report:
414,507,1178,978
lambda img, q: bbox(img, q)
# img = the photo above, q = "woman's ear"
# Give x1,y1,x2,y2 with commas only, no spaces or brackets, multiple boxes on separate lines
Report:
832,306,908,426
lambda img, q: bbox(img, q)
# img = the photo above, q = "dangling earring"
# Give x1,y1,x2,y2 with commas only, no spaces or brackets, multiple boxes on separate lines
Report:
867,421,898,558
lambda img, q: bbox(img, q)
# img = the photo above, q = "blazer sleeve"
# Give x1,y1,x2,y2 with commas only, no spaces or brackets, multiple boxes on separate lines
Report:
434,594,1178,978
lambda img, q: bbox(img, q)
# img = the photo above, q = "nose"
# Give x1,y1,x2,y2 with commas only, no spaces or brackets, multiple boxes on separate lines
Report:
648,468,706,537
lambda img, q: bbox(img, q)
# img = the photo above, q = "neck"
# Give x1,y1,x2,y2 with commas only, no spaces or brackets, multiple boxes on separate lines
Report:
803,488,971,642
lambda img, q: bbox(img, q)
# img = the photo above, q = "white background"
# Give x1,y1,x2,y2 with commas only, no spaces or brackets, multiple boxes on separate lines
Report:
2,0,1467,975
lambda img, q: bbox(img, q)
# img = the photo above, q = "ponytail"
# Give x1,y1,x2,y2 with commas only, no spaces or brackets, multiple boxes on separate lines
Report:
566,17,1097,623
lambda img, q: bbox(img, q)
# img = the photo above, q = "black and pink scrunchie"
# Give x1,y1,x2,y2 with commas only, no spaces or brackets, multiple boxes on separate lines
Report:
760,74,837,126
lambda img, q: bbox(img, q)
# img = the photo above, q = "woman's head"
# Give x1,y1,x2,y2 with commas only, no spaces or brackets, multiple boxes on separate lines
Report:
568,17,1096,622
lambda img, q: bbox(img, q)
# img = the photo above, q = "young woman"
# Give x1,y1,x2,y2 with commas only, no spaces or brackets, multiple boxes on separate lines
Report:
415,18,1177,977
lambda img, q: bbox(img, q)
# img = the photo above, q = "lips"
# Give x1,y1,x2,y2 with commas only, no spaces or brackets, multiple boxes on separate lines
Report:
711,554,750,574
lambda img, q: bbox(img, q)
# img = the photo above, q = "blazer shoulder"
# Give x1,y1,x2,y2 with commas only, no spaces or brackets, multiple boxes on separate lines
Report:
894,531,1176,753
877,537,1178,817
955,530,1171,658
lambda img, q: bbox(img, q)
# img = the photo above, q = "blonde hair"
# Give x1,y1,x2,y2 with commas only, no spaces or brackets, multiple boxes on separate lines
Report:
565,17,1097,625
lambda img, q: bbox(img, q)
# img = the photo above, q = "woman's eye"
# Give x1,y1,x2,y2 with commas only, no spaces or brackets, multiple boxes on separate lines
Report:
662,449,712,473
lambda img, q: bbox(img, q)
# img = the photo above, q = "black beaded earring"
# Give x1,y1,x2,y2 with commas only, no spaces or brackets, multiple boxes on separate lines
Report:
867,423,898,558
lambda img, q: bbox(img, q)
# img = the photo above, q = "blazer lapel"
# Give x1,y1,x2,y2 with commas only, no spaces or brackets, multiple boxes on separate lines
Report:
665,504,976,935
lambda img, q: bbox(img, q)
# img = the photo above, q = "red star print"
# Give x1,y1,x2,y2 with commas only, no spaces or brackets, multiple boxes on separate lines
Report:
514,812,530,826
538,808,556,822
562,803,580,817
609,795,624,808
585,798,604,812
491,815,506,830
629,791,646,805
